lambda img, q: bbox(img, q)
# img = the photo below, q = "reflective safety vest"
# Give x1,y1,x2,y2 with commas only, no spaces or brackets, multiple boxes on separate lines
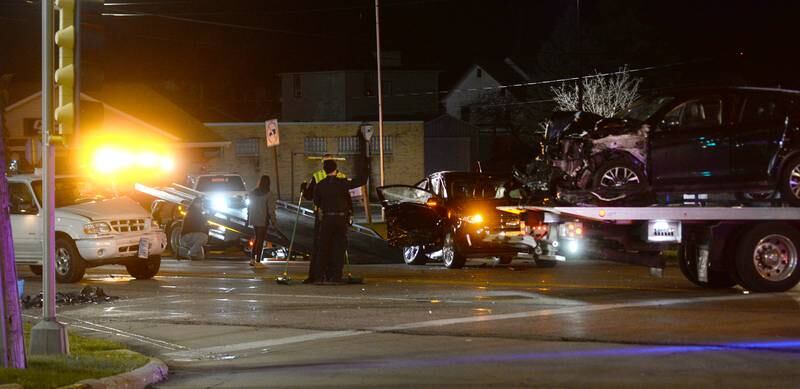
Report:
312,170,346,183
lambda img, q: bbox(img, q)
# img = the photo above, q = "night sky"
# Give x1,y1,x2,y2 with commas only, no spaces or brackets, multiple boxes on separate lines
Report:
2,0,799,119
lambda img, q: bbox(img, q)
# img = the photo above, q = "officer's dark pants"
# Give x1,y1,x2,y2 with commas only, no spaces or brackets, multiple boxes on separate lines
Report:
318,215,348,282
307,214,322,281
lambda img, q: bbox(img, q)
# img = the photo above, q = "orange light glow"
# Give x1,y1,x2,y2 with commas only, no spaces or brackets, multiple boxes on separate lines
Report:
79,132,176,180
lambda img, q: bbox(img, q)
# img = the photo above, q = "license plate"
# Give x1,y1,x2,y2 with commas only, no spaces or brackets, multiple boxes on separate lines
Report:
138,238,150,259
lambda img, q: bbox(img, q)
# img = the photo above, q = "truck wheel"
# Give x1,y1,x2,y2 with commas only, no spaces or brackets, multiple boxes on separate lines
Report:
779,156,800,206
168,221,183,256
55,236,86,283
534,259,558,268
442,232,466,269
678,242,737,288
126,255,161,280
592,159,646,191
402,246,427,265
29,265,42,276
735,223,800,292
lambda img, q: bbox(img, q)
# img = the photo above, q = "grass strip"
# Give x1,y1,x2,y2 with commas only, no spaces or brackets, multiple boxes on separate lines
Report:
0,323,149,389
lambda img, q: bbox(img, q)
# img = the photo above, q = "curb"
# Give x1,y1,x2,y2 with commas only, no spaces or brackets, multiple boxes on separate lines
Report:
64,357,168,389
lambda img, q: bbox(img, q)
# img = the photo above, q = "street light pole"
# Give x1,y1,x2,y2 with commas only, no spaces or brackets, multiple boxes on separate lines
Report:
375,0,385,219
30,0,68,356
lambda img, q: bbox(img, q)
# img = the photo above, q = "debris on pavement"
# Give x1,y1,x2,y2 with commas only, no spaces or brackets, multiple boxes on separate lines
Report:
21,286,120,309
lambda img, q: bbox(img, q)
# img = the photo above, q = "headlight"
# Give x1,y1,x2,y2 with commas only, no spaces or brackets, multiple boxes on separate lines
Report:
462,213,484,224
211,194,228,211
245,197,251,206
566,240,580,254
83,222,112,235
151,219,160,230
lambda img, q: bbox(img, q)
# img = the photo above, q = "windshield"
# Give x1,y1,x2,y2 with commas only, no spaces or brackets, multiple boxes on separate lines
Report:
446,177,522,201
195,176,246,192
615,95,675,121
33,177,116,208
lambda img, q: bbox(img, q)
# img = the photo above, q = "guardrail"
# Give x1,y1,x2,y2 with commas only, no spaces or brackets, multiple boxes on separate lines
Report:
276,200,383,239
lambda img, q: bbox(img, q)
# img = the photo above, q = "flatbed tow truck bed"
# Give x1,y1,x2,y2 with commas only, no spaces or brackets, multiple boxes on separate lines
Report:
500,204,800,292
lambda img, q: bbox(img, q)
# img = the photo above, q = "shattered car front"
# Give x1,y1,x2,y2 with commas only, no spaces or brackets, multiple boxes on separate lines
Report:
531,95,675,203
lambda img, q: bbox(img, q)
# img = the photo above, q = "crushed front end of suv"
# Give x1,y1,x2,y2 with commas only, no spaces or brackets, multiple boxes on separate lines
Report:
534,87,800,205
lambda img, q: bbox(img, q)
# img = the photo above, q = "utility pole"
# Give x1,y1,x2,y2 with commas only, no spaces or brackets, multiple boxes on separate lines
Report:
375,0,385,220
30,0,69,356
0,89,26,368
576,0,583,111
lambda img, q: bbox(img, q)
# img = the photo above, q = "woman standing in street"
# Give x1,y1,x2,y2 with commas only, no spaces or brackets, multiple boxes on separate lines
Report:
247,175,278,266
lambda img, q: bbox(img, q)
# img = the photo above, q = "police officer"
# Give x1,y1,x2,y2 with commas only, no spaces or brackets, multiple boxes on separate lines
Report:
302,155,346,284
312,159,364,284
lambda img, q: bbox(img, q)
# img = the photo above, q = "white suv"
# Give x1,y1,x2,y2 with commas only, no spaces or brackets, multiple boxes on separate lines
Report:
190,174,249,211
8,174,167,283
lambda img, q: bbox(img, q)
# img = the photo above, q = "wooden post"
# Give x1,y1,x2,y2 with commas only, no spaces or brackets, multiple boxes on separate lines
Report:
273,146,281,200
0,115,27,368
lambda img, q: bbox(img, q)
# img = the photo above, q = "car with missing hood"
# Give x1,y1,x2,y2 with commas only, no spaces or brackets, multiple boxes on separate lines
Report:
378,171,561,268
8,174,167,282
540,87,800,204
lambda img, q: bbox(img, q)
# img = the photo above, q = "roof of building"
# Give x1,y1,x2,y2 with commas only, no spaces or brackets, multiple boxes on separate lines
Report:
424,114,479,138
5,83,227,146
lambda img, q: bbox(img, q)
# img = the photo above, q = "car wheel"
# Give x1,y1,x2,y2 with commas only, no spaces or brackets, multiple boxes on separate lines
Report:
494,256,513,265
402,246,427,266
126,255,161,280
534,259,558,268
592,159,647,191
735,223,800,292
735,191,775,204
779,157,800,206
442,232,466,269
678,241,737,289
55,236,86,283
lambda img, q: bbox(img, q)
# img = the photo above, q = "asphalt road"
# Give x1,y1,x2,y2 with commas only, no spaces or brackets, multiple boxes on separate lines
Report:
18,255,800,388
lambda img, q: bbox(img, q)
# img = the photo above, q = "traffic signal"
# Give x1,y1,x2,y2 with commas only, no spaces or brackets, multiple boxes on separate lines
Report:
54,0,105,137
54,0,75,135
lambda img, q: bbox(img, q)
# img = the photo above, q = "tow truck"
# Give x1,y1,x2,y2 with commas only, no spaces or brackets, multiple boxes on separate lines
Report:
501,201,800,292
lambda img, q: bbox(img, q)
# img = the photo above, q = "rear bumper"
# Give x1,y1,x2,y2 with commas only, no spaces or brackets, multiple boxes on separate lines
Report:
460,230,533,256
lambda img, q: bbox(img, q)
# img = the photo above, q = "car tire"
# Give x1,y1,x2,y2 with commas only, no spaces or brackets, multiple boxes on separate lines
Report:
678,241,737,289
402,246,427,266
55,236,86,283
534,259,558,268
494,256,513,265
592,158,647,191
735,223,800,292
126,255,162,280
29,265,42,276
442,231,466,269
779,156,800,206
735,191,774,204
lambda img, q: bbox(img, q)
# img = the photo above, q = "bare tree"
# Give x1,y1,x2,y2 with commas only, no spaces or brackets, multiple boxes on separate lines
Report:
0,73,26,368
551,66,642,118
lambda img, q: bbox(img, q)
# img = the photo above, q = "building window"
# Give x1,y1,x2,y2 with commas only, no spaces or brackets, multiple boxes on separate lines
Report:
234,138,260,157
382,80,392,96
304,137,327,154
364,72,374,96
338,136,361,155
370,136,393,155
293,74,302,98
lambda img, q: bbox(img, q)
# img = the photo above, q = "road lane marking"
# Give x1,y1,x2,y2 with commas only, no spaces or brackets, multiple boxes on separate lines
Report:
161,292,768,361
165,330,370,360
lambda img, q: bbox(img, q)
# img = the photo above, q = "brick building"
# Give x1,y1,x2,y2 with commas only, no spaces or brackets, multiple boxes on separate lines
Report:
205,121,424,201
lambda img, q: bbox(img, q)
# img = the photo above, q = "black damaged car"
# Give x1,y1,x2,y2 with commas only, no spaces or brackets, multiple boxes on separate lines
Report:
377,171,557,268
542,87,800,204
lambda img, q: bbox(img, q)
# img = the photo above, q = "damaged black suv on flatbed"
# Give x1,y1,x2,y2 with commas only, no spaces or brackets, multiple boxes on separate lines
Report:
542,87,800,204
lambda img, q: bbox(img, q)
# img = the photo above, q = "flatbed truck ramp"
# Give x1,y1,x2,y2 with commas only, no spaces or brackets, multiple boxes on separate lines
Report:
135,183,401,264
501,205,800,292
